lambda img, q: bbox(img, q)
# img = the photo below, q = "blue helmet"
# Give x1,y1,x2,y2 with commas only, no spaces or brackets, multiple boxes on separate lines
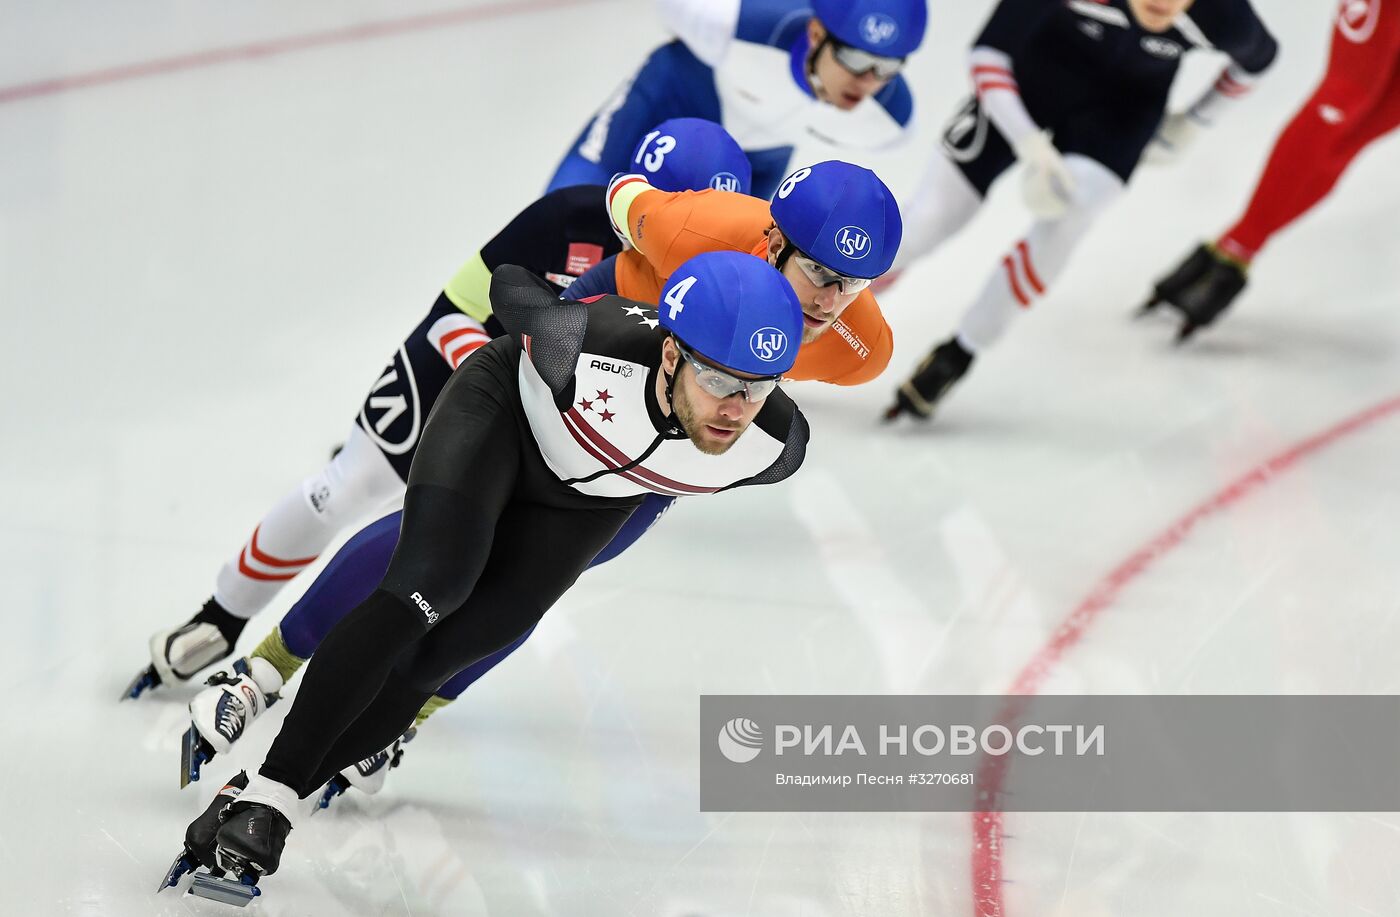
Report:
630,118,752,196
658,251,803,376
769,160,902,279
813,0,927,59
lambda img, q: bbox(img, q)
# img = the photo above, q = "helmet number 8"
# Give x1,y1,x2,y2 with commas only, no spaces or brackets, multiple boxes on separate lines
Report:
777,167,812,199
635,131,678,173
664,274,699,321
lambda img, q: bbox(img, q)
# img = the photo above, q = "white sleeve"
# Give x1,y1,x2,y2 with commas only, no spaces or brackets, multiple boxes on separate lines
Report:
968,46,1039,148
656,0,742,67
1183,62,1264,126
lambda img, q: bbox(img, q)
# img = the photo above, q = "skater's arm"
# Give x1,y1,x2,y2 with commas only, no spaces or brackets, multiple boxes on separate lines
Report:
967,0,1057,146
445,186,612,323
489,265,589,399
722,395,809,490
656,0,740,66
1182,5,1279,127
967,44,1036,147
1147,2,1279,162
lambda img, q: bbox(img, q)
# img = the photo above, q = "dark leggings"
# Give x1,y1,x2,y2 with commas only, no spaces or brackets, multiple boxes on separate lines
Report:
277,491,675,699
259,342,639,796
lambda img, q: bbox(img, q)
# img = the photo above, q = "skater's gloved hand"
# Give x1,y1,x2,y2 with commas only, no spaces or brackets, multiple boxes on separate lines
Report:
1013,132,1076,220
1144,112,1200,166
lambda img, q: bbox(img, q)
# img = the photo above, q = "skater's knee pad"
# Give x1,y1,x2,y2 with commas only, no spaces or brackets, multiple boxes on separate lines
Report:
301,426,404,528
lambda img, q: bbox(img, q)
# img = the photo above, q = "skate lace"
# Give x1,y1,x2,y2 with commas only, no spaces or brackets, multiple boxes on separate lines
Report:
215,695,246,741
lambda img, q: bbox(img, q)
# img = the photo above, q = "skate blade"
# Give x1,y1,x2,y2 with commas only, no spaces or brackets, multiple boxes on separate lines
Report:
1175,321,1201,344
121,665,159,701
157,852,197,893
1135,294,1163,318
180,726,213,789
189,871,260,906
315,775,350,813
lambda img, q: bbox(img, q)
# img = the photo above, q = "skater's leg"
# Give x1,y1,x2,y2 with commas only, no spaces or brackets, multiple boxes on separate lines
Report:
888,155,1123,418
419,493,675,716
956,155,1123,352
136,295,486,697
142,426,402,691
545,42,706,192
893,149,984,272
258,477,519,793
252,509,405,682
304,497,637,792
1219,9,1400,262
212,425,402,618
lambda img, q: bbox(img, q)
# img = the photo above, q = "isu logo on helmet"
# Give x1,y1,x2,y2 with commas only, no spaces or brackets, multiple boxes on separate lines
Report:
835,225,872,260
749,327,789,363
860,13,899,47
710,171,740,192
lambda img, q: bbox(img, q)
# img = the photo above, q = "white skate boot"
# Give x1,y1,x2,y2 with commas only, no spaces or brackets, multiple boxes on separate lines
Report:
123,599,244,700
181,657,284,788
317,729,417,810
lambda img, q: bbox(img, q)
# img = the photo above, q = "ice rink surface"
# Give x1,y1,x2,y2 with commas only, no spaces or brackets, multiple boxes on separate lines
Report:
2,0,1399,914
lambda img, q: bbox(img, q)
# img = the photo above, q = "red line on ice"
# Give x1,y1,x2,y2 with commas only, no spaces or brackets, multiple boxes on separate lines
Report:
0,0,610,106
969,393,1400,917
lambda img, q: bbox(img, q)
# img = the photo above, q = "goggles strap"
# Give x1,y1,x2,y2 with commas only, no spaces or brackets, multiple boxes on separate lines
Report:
662,337,685,436
806,35,834,98
773,232,797,273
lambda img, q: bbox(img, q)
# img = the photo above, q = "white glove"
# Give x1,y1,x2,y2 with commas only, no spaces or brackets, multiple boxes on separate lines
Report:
1144,112,1201,166
1013,132,1076,220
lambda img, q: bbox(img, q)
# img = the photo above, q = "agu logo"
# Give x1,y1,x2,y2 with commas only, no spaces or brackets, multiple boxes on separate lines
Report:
410,591,439,625
834,225,872,260
718,718,764,763
749,327,789,363
859,13,899,47
710,172,740,192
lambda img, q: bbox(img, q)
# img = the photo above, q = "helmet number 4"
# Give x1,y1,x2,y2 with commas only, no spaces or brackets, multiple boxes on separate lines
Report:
635,131,678,173
664,274,699,321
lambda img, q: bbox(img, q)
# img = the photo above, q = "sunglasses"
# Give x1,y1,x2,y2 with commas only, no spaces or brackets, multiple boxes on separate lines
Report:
830,39,906,81
674,340,781,403
791,251,874,296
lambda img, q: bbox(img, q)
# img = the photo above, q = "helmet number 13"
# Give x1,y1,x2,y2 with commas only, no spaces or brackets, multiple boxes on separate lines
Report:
635,131,678,173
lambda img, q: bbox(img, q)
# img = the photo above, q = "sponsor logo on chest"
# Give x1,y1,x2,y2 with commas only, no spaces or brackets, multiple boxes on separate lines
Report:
566,242,605,277
1140,35,1182,59
589,358,635,378
1339,0,1381,43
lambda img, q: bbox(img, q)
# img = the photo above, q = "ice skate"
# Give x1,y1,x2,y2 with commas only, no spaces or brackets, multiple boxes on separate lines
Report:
316,728,416,811
157,770,248,894
123,598,239,700
1138,243,1248,341
210,800,292,887
884,338,975,422
182,657,284,787
184,777,300,904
